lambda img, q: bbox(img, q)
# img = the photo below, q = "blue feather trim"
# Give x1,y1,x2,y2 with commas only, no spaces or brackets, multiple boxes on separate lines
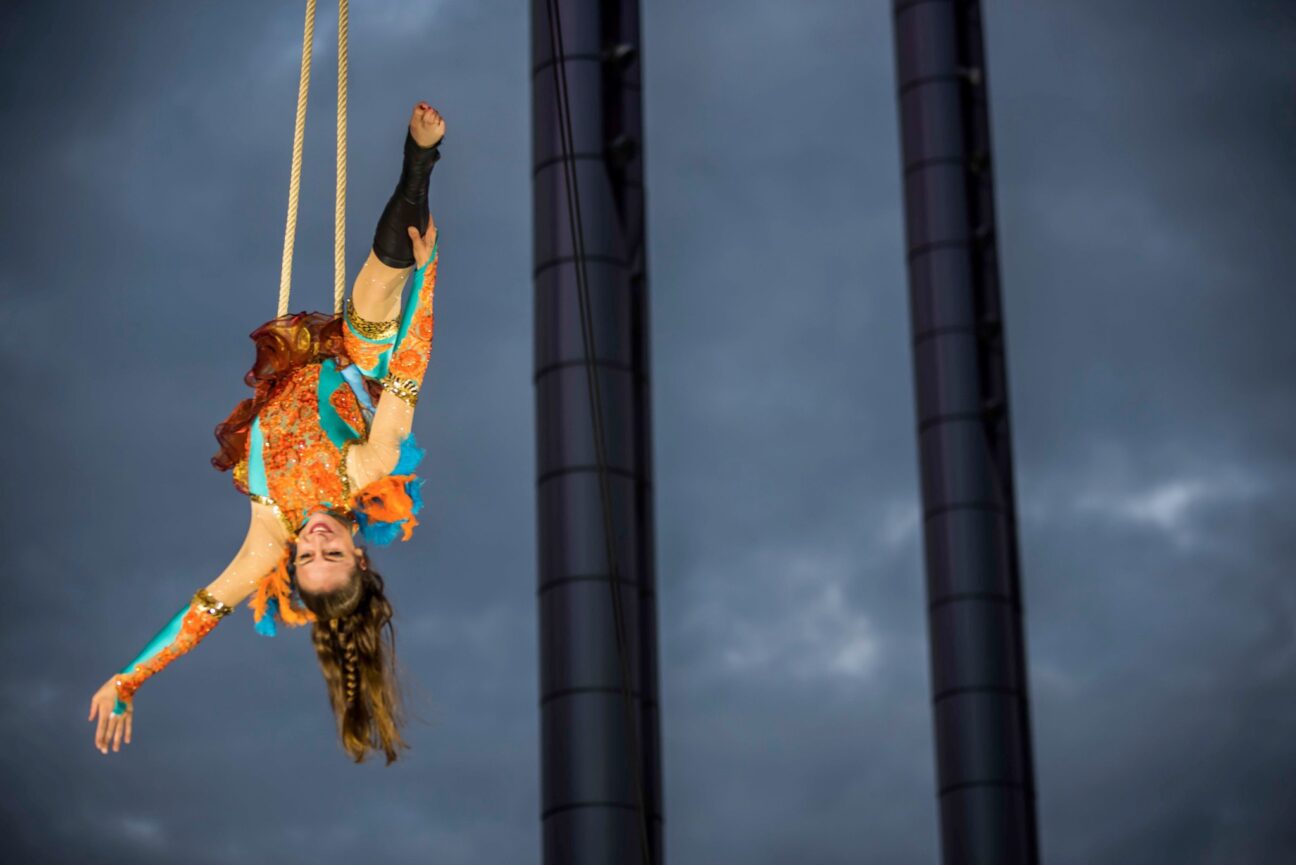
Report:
407,475,426,513
392,432,426,476
361,518,404,548
254,597,280,637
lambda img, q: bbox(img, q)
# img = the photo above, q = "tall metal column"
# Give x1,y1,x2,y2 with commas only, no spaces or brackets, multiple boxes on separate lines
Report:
891,2,1042,863
531,1,663,863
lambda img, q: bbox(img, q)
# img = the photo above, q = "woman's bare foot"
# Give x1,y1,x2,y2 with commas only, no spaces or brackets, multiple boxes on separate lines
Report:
411,102,445,148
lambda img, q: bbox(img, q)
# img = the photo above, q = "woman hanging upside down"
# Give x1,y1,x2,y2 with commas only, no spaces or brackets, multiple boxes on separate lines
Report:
87,101,447,765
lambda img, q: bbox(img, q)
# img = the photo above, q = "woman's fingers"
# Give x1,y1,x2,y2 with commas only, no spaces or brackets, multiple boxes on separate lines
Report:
95,709,109,752
113,714,126,752
407,222,437,268
125,712,132,745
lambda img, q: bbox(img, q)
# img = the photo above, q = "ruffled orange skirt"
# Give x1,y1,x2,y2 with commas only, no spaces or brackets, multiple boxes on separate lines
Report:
211,311,384,473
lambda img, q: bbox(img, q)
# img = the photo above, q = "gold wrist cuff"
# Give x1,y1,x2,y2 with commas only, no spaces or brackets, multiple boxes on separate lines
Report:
380,372,420,408
193,588,234,618
345,297,400,341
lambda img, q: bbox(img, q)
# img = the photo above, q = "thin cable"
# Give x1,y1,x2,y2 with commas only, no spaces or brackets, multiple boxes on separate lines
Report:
278,0,318,318
543,2,653,864
333,0,349,313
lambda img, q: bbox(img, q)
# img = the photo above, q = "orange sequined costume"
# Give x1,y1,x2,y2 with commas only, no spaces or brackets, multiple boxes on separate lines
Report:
210,248,439,635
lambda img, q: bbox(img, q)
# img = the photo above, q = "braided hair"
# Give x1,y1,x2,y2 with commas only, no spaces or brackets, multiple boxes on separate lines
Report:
289,551,410,764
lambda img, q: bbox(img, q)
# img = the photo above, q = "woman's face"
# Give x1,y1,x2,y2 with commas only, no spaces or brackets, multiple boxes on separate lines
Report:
294,512,365,593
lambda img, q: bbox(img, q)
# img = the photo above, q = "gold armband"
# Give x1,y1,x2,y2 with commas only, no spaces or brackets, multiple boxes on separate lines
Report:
345,298,400,341
380,372,420,408
193,588,234,618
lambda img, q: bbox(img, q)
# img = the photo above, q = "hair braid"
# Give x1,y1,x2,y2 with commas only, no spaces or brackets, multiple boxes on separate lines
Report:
297,560,410,764
338,616,360,708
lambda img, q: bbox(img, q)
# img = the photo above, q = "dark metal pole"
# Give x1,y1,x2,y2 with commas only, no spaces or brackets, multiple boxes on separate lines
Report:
891,2,1042,863
531,1,663,863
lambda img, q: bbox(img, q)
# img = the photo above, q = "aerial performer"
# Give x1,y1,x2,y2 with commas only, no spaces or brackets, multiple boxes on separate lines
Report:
87,101,447,764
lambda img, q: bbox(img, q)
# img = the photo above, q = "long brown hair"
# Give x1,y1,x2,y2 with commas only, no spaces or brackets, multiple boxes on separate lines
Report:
290,550,410,764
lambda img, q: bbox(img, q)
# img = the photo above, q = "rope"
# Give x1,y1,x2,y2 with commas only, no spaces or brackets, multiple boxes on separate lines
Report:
277,0,349,318
278,0,317,318
333,0,349,313
543,2,654,864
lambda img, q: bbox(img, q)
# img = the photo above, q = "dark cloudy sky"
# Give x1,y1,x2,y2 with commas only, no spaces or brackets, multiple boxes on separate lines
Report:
2,1,1293,863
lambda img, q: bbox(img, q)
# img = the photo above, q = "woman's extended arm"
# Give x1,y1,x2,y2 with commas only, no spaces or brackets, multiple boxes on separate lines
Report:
367,225,437,453
344,222,438,490
87,502,288,753
204,501,292,608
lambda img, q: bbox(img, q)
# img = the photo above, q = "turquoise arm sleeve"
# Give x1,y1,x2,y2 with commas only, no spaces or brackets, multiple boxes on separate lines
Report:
111,590,234,715
112,602,188,715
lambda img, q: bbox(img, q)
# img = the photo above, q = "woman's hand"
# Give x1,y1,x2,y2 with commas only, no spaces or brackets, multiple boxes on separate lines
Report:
410,101,445,148
88,676,131,755
406,212,438,270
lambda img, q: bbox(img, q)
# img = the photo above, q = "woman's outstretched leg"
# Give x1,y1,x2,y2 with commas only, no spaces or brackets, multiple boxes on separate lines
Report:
348,102,445,323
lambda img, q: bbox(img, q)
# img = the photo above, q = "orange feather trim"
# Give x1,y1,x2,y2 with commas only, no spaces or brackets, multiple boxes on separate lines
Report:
350,473,421,542
247,549,317,628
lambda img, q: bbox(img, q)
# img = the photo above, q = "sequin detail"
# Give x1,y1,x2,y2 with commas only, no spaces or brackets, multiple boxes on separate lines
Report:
380,252,438,407
194,588,234,617
339,438,362,502
345,297,400,339
343,324,396,373
257,363,361,527
380,372,420,407
329,386,367,438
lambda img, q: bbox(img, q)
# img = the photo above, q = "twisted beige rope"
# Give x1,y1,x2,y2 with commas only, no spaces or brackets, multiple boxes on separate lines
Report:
334,0,349,314
277,0,350,318
278,0,317,318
